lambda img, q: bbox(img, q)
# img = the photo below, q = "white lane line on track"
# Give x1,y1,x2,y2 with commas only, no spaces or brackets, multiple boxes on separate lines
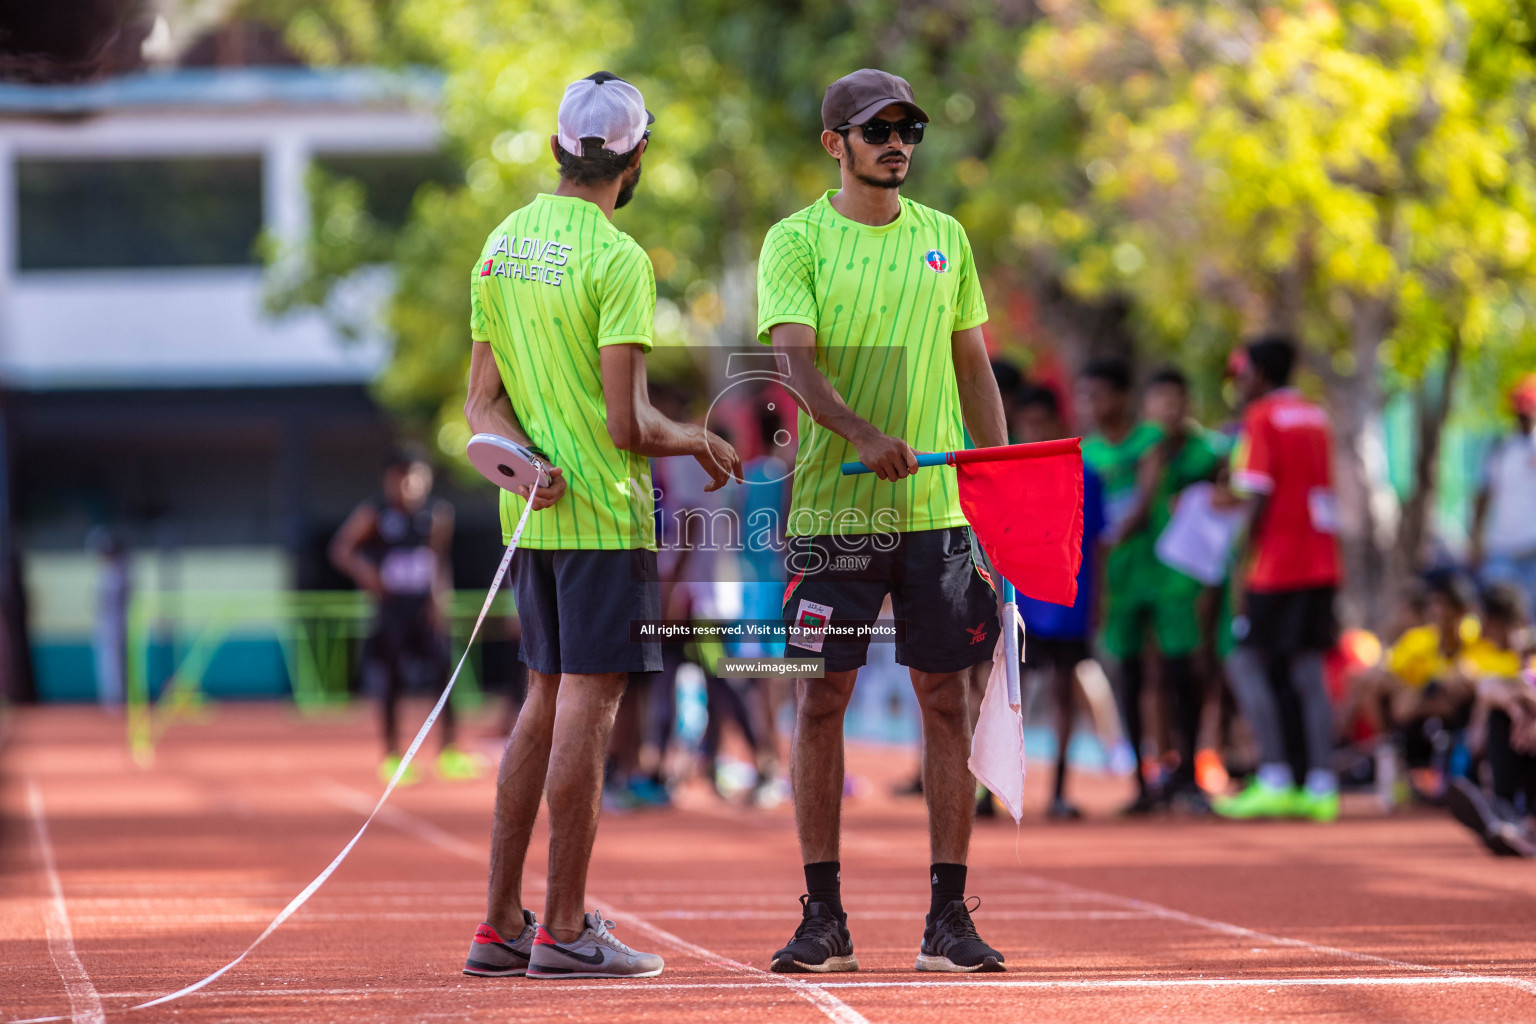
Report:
320,782,870,1024
609,913,870,1024
27,778,106,1024
89,973,1535,998
1020,875,1536,999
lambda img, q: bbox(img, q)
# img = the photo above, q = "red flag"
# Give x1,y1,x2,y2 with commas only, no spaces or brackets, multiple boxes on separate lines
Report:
953,439,1085,606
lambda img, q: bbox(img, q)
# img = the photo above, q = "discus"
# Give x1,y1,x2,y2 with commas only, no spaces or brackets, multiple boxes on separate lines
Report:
466,433,552,492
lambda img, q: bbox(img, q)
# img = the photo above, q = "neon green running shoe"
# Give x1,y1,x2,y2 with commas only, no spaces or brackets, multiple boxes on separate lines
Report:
379,754,421,788
436,745,485,781
1213,780,1294,820
1290,788,1340,823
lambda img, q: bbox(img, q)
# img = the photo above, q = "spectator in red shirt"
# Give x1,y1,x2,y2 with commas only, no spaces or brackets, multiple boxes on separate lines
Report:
1214,334,1344,823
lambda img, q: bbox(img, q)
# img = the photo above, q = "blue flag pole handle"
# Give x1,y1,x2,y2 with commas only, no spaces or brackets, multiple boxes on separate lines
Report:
840,451,952,475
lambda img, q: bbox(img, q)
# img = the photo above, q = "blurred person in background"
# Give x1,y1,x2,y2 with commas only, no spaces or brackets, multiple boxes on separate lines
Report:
89,527,130,713
1111,367,1229,812
1015,384,1107,819
330,449,474,784
1214,335,1342,823
1348,574,1501,802
1446,583,1536,857
737,401,795,801
1079,357,1164,815
1469,374,1536,617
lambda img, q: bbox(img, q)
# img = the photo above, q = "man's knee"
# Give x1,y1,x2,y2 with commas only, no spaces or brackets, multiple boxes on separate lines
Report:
797,672,855,721
911,669,968,719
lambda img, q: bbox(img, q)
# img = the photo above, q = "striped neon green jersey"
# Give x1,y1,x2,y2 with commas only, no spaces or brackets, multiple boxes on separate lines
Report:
470,193,656,550
756,191,988,536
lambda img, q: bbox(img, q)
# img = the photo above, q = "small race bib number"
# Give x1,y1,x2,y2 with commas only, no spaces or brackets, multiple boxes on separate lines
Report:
790,599,834,654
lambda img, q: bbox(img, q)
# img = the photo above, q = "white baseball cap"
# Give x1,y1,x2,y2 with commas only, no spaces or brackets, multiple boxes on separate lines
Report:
556,71,655,157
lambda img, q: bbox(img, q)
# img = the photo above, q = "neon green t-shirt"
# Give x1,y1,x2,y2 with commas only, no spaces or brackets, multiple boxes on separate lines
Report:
756,191,988,537
470,193,656,550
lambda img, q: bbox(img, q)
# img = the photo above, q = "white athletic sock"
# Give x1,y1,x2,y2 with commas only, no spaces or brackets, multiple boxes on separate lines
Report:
1257,763,1295,790
1305,768,1339,797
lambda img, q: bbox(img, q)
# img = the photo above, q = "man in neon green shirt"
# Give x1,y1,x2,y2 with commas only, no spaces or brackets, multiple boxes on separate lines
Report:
461,72,739,981
758,68,1010,975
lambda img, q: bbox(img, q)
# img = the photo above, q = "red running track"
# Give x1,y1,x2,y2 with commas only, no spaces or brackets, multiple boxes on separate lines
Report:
2,704,1534,1023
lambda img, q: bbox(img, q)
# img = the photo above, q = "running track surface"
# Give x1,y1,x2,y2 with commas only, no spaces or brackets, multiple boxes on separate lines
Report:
3,704,1534,1024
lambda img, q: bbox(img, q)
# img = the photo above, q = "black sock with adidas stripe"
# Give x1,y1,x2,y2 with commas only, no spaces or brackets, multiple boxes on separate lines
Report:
929,862,966,918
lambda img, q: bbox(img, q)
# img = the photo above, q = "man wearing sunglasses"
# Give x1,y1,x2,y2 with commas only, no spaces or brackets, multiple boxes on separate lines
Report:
757,68,1010,974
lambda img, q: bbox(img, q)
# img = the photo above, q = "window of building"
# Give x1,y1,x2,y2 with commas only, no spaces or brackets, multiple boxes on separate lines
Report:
310,152,459,229
17,157,264,270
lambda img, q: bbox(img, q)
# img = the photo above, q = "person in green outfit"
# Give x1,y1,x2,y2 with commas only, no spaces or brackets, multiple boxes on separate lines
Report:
1078,358,1164,814
1115,367,1229,811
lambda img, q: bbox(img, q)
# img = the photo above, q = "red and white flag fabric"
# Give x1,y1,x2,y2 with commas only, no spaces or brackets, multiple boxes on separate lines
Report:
952,439,1085,607
954,439,1085,824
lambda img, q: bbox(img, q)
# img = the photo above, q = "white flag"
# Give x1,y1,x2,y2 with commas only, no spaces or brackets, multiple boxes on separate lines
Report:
967,608,1026,824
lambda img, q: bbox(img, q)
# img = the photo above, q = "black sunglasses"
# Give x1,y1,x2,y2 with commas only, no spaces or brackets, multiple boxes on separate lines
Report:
838,118,925,146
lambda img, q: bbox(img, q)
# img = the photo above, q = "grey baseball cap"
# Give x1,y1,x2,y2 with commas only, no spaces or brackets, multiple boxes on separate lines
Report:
557,71,655,156
821,68,930,131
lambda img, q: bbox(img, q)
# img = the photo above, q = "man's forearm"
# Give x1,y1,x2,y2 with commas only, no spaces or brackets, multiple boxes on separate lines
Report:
622,407,707,458
465,388,529,446
957,363,1007,449
784,354,881,447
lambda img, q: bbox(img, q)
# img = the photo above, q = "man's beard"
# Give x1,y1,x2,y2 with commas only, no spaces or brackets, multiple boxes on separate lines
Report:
848,149,906,189
615,164,643,208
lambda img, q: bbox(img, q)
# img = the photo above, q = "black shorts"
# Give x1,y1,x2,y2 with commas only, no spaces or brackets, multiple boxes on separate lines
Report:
363,598,448,693
513,548,662,675
782,527,999,673
1024,635,1090,677
1239,586,1338,653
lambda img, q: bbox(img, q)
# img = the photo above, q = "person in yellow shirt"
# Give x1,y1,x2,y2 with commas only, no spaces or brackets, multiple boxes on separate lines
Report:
1347,576,1488,800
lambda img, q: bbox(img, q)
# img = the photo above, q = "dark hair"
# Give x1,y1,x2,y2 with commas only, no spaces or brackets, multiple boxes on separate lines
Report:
990,359,1023,396
556,140,641,186
384,444,428,473
1245,333,1297,388
1016,384,1061,418
1080,357,1133,393
1147,365,1188,391
1482,582,1528,626
1397,577,1429,617
1423,570,1474,615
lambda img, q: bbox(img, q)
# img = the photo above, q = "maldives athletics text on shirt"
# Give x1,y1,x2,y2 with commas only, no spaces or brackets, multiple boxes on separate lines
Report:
1231,388,1342,592
470,193,657,551
755,191,988,537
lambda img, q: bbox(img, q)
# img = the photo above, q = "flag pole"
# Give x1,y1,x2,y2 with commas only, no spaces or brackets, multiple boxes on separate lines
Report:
1001,578,1021,712
839,439,1082,477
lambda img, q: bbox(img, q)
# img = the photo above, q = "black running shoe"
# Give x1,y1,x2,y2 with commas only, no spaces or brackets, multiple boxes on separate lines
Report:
1446,777,1536,858
916,897,1005,972
1120,789,1162,817
770,895,858,973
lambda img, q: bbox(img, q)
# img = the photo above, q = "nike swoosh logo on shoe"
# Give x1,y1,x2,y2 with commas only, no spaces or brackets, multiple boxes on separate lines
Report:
547,943,607,966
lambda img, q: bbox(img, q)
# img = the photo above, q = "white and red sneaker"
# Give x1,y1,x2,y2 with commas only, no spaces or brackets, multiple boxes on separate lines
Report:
526,913,664,979
463,910,538,977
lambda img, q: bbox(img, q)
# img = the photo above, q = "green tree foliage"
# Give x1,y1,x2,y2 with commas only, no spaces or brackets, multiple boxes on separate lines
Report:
255,0,1040,455
1017,0,1536,617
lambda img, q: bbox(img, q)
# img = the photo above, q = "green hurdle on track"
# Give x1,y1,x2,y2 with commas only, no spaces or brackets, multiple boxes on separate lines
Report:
125,589,515,764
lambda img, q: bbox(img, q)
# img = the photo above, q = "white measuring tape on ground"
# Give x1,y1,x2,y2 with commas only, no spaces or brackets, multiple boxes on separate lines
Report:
11,490,537,1024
